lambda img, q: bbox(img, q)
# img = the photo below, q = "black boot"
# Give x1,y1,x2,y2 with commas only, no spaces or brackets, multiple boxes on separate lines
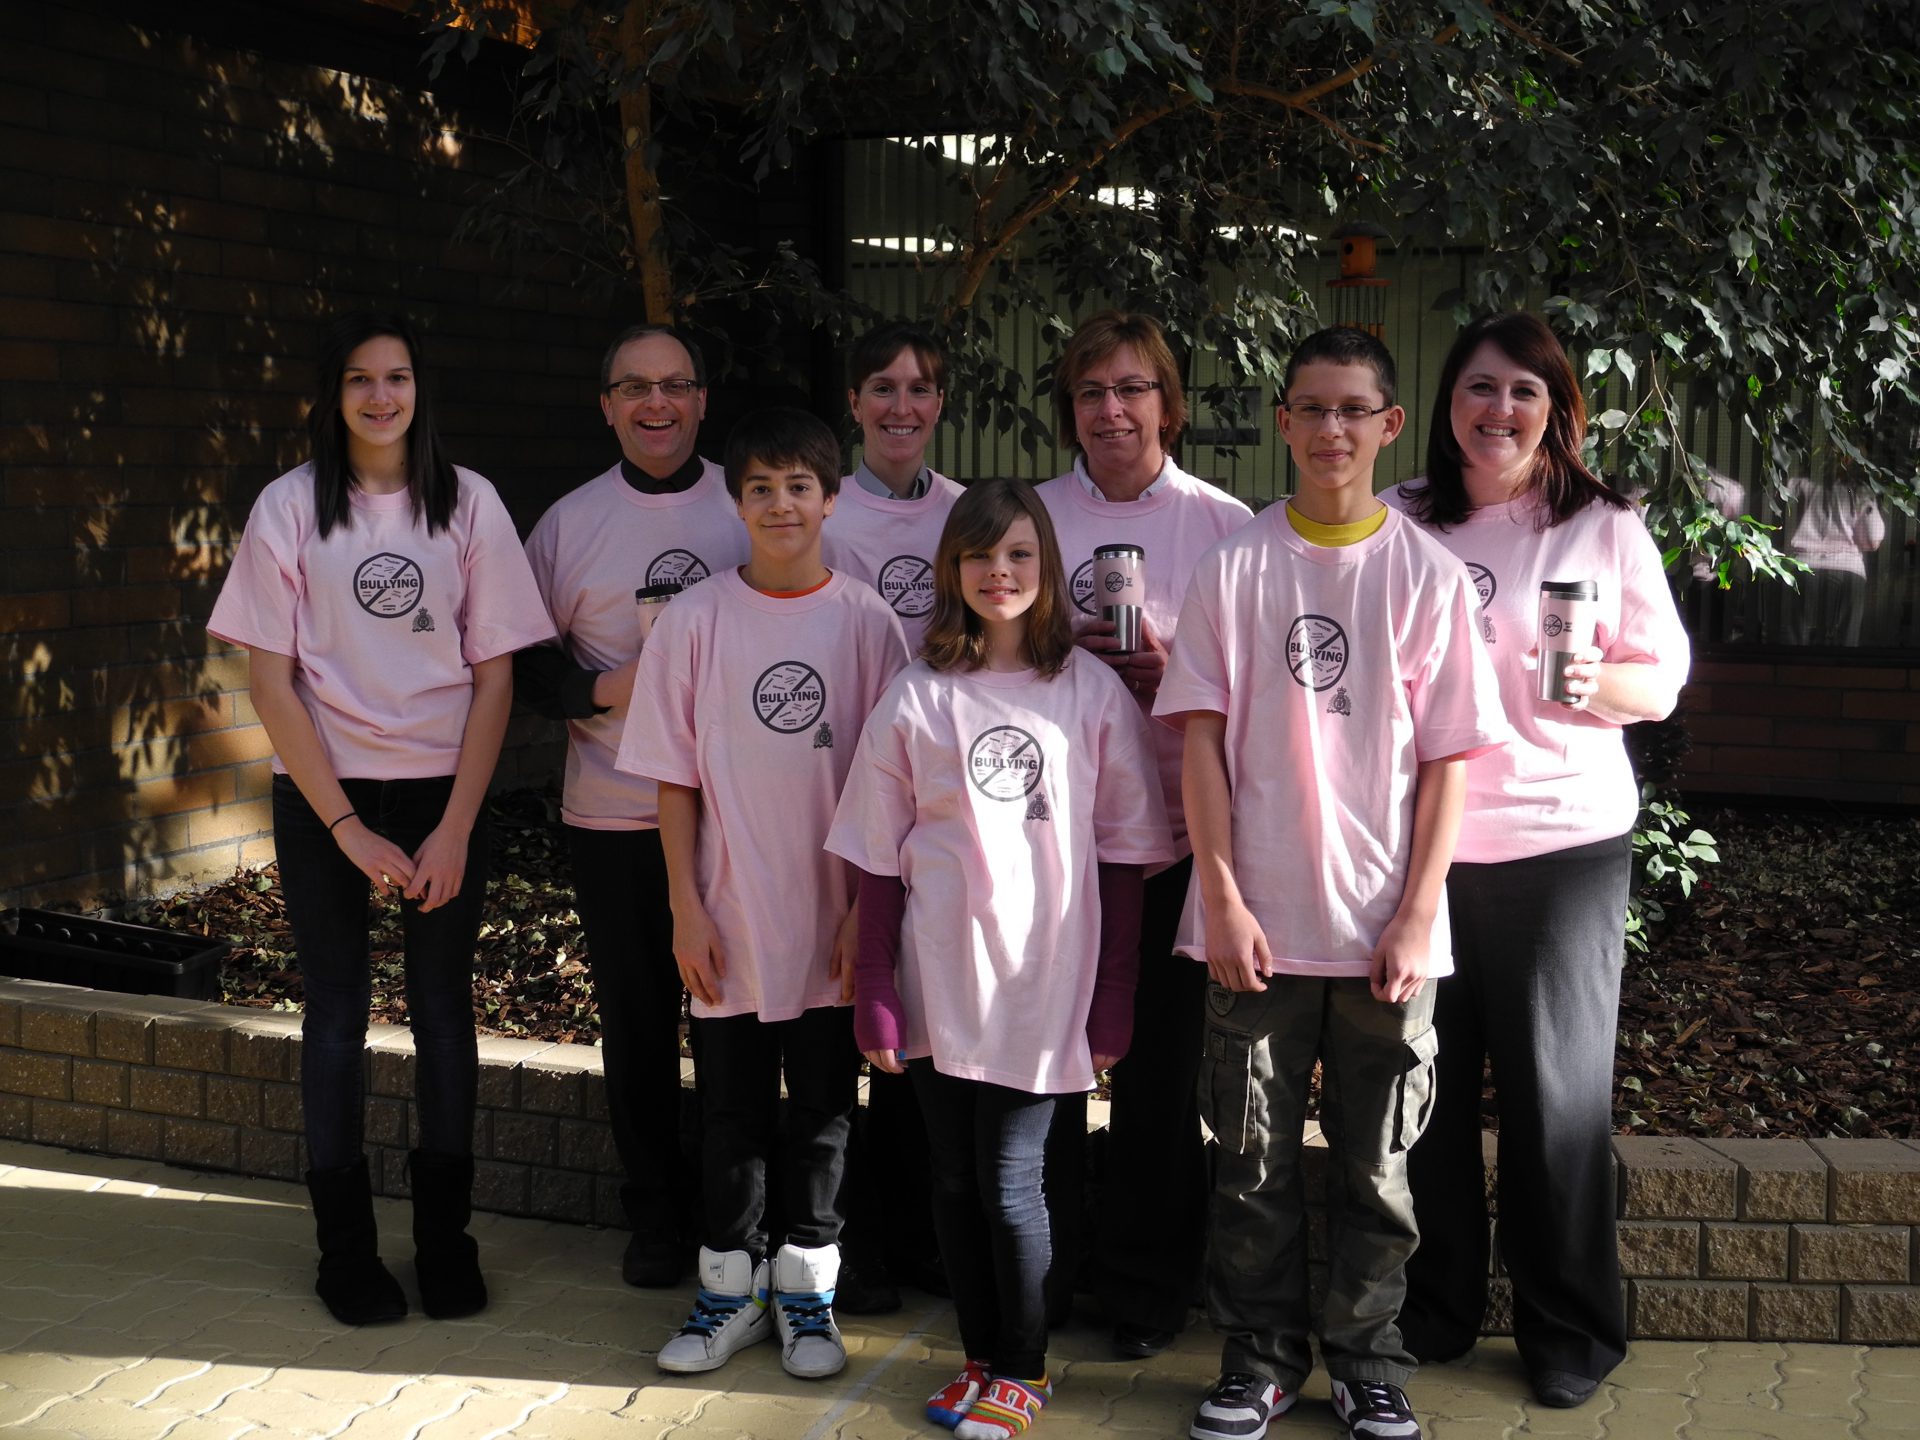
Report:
409,1149,488,1319
306,1157,408,1326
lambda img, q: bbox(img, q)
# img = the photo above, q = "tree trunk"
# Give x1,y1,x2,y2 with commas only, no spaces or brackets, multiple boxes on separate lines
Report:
616,0,674,321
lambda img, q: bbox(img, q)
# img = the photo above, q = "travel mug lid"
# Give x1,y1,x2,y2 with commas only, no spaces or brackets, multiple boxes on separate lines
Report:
1539,579,1598,601
1094,543,1144,559
635,583,682,602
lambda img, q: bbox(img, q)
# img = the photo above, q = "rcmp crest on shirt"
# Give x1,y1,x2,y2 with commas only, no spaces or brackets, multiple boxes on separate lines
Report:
753,661,828,733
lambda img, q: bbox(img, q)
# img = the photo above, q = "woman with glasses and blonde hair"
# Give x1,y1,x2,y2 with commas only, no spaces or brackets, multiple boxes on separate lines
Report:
1035,311,1254,1358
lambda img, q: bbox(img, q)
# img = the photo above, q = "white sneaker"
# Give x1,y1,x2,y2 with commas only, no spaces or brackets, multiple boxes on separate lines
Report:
772,1241,846,1379
1331,1380,1422,1440
656,1247,771,1374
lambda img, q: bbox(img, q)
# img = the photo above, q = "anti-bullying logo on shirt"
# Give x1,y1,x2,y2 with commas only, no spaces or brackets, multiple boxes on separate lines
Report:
353,553,424,619
648,549,711,588
1467,561,1498,644
1285,614,1349,692
878,555,936,618
753,661,826,733
1069,561,1098,614
967,726,1044,800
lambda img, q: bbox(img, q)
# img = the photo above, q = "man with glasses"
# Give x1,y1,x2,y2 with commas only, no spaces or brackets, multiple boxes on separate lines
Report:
518,326,745,1285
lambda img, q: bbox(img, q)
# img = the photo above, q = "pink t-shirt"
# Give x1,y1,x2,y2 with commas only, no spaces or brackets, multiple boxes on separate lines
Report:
822,471,965,654
523,460,747,829
826,651,1173,1094
1037,458,1254,856
1385,484,1691,863
207,464,556,780
1154,505,1510,976
614,568,909,1022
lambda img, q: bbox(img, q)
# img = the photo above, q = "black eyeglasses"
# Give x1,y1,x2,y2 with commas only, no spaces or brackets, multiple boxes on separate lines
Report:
1281,403,1392,424
1070,380,1162,407
604,378,700,400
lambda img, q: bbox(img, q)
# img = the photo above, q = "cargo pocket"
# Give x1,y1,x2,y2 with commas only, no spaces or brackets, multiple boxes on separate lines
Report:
1392,1025,1440,1153
1199,1023,1257,1155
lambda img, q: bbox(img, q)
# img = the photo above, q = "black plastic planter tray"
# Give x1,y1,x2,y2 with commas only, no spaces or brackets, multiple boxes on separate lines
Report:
0,908,229,1001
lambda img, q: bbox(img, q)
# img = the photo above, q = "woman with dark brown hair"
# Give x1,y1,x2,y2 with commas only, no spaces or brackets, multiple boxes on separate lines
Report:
1035,312,1254,1357
1389,313,1691,1407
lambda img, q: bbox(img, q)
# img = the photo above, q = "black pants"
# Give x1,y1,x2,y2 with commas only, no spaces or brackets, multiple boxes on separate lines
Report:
914,1061,1057,1380
273,774,485,1172
691,1005,859,1257
1094,858,1205,1329
565,825,694,1235
1401,832,1632,1382
1048,859,1204,1330
841,1065,938,1271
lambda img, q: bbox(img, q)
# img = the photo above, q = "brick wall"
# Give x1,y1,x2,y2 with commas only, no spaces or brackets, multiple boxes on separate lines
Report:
1,1,623,910
4,974,1917,1343
1678,656,1920,806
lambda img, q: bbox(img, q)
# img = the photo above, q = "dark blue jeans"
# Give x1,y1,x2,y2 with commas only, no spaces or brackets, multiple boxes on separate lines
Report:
913,1061,1057,1381
273,774,486,1172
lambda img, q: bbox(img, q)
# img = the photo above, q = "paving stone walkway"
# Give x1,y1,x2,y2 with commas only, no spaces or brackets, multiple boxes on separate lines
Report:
1,1139,1914,1439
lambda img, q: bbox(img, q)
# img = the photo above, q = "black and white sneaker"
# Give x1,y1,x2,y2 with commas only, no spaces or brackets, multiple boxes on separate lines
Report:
1190,1371,1296,1440
1330,1380,1421,1440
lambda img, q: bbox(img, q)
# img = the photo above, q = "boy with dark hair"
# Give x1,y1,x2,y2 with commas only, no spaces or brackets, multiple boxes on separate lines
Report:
617,406,909,1380
1156,328,1508,1440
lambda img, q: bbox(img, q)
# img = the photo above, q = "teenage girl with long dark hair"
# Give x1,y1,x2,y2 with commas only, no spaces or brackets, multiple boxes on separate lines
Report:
208,313,553,1325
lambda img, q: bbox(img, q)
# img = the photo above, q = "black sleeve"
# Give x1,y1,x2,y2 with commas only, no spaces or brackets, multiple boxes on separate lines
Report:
513,643,607,721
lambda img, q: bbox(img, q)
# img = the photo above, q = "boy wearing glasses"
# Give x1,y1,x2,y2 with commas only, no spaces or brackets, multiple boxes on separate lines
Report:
1155,328,1507,1440
518,326,743,1288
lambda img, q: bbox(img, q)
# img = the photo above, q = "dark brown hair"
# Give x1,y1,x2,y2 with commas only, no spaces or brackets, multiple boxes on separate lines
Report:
1401,311,1626,529
1052,310,1188,452
848,321,947,394
921,479,1074,676
722,406,843,501
308,313,457,540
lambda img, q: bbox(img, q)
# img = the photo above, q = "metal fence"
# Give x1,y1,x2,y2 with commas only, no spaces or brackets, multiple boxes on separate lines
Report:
841,135,1919,656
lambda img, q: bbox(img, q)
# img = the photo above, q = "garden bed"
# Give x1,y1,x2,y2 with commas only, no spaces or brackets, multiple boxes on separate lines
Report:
133,795,1920,1140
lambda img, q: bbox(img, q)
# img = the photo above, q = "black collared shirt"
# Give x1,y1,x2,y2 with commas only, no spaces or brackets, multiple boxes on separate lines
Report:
620,452,705,496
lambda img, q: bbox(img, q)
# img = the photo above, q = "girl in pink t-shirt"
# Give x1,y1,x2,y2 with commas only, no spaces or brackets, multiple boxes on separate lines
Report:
827,479,1173,1440
206,314,554,1330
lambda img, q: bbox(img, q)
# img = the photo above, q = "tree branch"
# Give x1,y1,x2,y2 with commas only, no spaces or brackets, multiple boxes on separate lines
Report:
947,94,1193,315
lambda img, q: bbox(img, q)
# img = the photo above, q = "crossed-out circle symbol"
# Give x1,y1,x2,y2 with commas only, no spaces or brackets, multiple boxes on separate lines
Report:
649,549,711,587
753,661,827,732
879,555,937,618
354,553,424,618
1069,561,1097,614
1285,614,1349,692
967,726,1044,800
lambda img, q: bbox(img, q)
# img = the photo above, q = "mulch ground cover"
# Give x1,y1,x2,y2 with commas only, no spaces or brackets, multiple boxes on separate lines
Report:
134,794,1919,1140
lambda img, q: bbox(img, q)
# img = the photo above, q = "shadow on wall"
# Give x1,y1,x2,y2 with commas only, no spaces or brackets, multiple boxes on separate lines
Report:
5,4,594,912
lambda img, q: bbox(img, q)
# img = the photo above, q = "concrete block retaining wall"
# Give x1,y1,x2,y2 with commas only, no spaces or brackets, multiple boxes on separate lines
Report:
3,976,1916,1344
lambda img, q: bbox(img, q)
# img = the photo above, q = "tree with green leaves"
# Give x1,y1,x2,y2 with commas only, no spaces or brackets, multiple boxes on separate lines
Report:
420,0,1920,579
